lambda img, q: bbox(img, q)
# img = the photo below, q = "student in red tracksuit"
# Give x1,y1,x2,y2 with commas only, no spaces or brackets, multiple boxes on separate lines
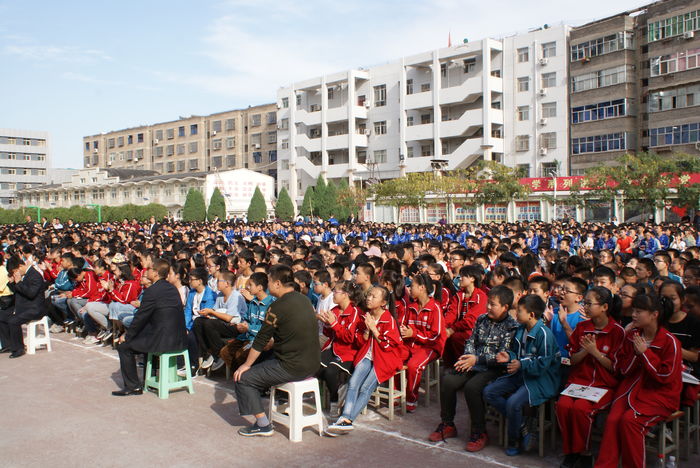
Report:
444,265,488,367
381,270,409,327
316,280,363,414
327,286,404,434
66,267,99,325
428,263,455,314
401,272,446,412
595,293,683,468
556,287,625,468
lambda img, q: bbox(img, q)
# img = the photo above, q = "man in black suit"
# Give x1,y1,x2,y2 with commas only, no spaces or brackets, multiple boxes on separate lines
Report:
147,216,160,236
112,258,187,396
0,254,47,358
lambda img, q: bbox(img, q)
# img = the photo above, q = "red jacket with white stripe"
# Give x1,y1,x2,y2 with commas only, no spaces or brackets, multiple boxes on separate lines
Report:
72,270,99,300
322,303,362,362
612,327,682,417
353,309,404,383
108,279,141,305
405,298,446,355
567,318,625,389
445,287,487,336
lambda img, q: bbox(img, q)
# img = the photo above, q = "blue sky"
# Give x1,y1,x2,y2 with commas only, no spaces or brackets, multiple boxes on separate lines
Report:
1,0,650,168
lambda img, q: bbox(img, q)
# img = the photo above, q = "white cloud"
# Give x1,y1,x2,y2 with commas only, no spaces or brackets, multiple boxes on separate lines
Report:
3,44,111,62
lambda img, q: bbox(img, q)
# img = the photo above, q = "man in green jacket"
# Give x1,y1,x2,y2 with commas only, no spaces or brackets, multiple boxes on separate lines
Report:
233,264,320,437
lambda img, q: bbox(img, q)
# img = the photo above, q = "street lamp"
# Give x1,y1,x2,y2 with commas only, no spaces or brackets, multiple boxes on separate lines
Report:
546,169,557,221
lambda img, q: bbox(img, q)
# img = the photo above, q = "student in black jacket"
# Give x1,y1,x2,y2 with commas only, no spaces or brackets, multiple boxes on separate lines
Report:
112,258,188,396
0,255,47,358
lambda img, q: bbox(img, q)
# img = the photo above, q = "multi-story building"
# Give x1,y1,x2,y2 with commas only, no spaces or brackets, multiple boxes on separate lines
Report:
16,167,276,219
0,128,50,209
568,0,700,174
82,103,278,179
276,25,570,204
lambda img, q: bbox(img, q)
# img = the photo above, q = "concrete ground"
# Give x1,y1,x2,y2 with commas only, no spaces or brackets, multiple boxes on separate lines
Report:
1,335,696,467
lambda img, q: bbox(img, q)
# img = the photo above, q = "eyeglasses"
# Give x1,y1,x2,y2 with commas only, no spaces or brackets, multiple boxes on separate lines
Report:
563,289,579,295
582,301,601,308
619,293,635,299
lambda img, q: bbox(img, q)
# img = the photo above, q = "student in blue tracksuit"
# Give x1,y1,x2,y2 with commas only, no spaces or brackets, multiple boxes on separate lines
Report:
484,294,560,456
184,267,218,368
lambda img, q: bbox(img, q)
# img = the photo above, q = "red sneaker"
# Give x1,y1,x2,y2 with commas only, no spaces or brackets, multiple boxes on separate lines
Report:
406,401,417,413
465,432,488,452
428,422,458,442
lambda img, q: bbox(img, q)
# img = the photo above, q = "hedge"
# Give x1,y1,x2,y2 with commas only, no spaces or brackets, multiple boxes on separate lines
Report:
0,203,169,225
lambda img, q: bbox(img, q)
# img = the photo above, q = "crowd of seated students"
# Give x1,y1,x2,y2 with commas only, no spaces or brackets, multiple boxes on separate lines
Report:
0,217,699,466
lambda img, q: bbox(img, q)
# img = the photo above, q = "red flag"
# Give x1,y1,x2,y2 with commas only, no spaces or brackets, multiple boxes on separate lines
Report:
448,31,452,47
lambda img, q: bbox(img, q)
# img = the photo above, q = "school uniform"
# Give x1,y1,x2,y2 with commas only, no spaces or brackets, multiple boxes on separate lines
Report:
317,303,362,402
404,298,446,403
556,319,625,455
595,327,682,468
443,287,488,366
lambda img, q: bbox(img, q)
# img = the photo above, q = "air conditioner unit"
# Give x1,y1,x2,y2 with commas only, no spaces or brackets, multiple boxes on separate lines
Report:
364,129,371,136
539,118,548,125
107,161,112,166
695,142,700,151
683,31,695,39
254,144,261,149
92,149,98,154
154,139,159,144
538,88,547,96
134,158,139,162
364,101,370,108
85,164,91,168
211,131,217,136
276,103,282,109
539,58,548,65
538,147,548,156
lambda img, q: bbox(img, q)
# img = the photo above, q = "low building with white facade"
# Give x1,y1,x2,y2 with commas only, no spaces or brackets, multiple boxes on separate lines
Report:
276,25,569,205
0,128,50,209
16,168,275,219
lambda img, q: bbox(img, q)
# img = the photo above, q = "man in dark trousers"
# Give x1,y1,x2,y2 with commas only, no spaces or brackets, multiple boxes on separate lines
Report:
147,216,160,236
233,264,320,436
0,253,47,358
112,258,187,396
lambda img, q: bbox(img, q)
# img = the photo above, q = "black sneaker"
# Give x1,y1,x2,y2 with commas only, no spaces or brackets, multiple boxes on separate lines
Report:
238,422,274,437
560,453,580,468
326,419,354,434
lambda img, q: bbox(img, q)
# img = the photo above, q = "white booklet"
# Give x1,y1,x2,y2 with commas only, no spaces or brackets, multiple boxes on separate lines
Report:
560,384,608,403
682,371,700,385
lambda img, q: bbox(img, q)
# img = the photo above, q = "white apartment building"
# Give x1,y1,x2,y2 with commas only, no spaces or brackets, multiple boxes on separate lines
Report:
0,128,50,209
276,25,570,204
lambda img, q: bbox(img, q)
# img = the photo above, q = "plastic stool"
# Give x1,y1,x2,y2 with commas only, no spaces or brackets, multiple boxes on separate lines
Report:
646,410,683,467
420,358,440,405
270,377,324,442
363,367,407,421
144,351,194,399
26,316,52,354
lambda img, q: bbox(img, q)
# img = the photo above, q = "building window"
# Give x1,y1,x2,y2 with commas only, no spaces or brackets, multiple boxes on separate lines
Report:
541,162,558,177
166,145,174,156
420,83,431,92
374,121,387,135
373,85,386,106
189,159,199,170
517,47,529,63
372,150,387,163
406,79,413,95
650,48,700,77
267,131,277,144
281,97,289,108
541,132,556,149
647,9,700,42
541,72,556,88
137,133,144,143
189,142,198,153
178,126,185,137
212,120,222,132
572,133,627,154
127,135,133,144
253,152,262,164
463,58,476,73
517,77,529,92
421,114,432,125
176,144,185,155
190,124,198,135
650,122,700,147
85,142,90,151
154,146,163,157
572,65,631,92
251,114,261,126
136,149,144,159
212,139,222,150
649,85,700,112
266,112,276,124
177,161,185,172
421,144,433,157
226,137,235,149
516,164,530,177
541,102,556,118
155,130,163,141
570,31,633,60
541,42,556,58
117,136,124,146
516,135,530,151
167,162,175,172
225,119,235,131
93,140,99,149
212,156,222,168
572,99,627,123
269,150,277,162
226,155,236,167
108,138,115,149
517,106,529,121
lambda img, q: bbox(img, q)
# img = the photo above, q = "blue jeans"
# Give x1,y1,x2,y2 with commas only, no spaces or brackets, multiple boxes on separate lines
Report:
483,372,529,444
108,302,136,327
341,358,378,422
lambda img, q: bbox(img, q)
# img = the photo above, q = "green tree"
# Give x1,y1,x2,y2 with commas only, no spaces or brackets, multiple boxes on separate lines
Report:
206,187,227,221
311,175,327,218
247,186,268,222
275,187,295,221
469,161,532,207
300,187,314,217
182,188,206,222
322,180,338,220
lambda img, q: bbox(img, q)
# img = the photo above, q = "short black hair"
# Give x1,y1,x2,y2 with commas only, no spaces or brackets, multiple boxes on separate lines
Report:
488,285,514,309
249,271,268,290
518,294,546,319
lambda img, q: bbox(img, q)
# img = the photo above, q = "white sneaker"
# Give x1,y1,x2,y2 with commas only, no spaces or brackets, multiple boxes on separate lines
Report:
83,335,100,345
49,324,64,333
200,355,214,369
177,367,187,378
211,358,225,371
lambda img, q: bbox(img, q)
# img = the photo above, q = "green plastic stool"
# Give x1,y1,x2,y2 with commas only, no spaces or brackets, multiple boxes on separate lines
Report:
144,351,194,399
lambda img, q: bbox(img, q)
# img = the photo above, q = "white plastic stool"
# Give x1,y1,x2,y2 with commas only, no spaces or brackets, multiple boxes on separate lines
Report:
26,316,52,354
269,377,324,442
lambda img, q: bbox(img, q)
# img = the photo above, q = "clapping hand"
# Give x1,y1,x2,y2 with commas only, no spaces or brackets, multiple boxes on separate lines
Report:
496,351,510,363
365,314,378,333
580,334,597,354
632,332,648,355
455,354,477,372
399,324,413,338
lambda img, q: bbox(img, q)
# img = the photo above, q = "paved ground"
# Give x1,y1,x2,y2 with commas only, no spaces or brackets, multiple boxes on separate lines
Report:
1,334,696,467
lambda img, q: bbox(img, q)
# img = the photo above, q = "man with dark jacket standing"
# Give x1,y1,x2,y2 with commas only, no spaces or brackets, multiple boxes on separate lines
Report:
233,264,320,436
112,258,187,396
0,254,47,358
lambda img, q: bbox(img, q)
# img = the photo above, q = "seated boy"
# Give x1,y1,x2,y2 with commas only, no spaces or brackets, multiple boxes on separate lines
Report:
483,295,560,455
428,285,518,452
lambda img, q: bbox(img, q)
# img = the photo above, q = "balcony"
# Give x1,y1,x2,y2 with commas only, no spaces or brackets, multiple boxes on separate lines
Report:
405,90,433,110
439,76,487,105
327,134,350,151
327,105,348,123
405,123,434,141
294,133,322,152
295,108,322,126
440,108,483,138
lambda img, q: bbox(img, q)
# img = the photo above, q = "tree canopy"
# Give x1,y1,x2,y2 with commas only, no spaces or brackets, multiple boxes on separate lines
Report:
275,187,295,221
182,188,206,222
206,187,226,221
247,186,268,222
